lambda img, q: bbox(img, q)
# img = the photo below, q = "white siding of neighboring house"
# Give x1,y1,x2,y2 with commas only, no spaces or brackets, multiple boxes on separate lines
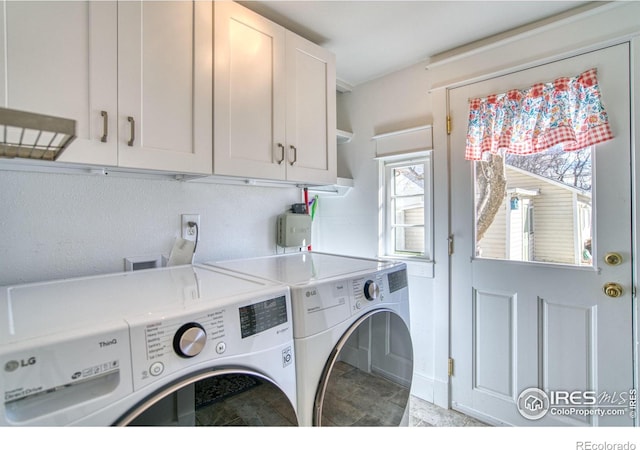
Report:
402,206,425,252
478,166,587,265
478,199,507,259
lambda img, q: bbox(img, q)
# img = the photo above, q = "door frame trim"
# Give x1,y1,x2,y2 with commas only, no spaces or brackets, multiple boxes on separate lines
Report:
631,36,640,427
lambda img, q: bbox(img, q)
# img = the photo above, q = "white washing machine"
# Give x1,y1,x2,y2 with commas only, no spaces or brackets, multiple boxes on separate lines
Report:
207,252,414,427
0,264,297,426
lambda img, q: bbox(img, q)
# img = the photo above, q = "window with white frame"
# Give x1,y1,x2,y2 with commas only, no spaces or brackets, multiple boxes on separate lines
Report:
381,153,433,260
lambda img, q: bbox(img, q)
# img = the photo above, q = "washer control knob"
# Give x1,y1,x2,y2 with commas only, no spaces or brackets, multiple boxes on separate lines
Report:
173,323,206,358
364,280,379,301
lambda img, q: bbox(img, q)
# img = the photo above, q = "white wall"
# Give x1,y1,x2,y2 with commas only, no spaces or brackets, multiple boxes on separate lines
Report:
313,60,444,403
0,169,300,286
315,60,432,259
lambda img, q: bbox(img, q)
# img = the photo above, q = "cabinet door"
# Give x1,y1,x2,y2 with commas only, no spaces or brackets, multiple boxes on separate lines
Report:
285,31,336,185
213,1,286,180
1,1,118,166
118,1,212,175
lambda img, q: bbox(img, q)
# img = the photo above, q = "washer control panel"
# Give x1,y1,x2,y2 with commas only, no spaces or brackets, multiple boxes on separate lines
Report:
128,290,292,391
143,311,225,363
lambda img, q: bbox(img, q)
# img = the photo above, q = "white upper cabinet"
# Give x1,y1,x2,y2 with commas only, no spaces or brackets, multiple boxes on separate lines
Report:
1,1,212,175
213,1,286,181
214,2,336,185
1,1,118,166
117,1,212,174
284,31,337,184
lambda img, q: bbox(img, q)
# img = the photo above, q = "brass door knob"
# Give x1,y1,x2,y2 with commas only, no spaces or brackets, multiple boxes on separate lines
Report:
603,282,624,298
604,252,623,266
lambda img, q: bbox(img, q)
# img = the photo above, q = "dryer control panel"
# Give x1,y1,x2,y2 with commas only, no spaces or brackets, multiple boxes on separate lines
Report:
291,265,409,339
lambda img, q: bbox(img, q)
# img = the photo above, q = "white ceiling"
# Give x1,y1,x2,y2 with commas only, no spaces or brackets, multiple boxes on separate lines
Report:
239,1,592,87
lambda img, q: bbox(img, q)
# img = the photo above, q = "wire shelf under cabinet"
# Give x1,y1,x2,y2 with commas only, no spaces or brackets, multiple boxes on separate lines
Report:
0,108,76,161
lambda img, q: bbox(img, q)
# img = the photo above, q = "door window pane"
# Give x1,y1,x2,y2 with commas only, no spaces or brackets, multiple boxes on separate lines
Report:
475,146,593,266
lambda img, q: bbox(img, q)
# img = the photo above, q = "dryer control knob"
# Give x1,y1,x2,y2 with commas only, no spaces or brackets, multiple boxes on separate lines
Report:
173,323,207,358
364,280,379,301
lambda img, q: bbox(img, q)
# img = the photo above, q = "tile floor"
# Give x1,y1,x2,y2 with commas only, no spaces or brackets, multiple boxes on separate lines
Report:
191,363,488,427
409,395,488,427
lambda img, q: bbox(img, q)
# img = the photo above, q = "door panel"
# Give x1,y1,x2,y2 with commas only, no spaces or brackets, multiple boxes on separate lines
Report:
450,43,633,426
473,290,515,400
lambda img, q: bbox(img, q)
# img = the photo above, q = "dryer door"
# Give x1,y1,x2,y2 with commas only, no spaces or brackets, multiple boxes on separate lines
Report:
314,309,414,426
115,369,298,426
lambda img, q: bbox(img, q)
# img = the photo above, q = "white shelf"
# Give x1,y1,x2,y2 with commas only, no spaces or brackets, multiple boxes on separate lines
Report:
337,129,353,144
307,177,353,196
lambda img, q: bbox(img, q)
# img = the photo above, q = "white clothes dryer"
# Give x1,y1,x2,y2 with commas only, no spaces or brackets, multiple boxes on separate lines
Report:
0,265,297,426
207,252,414,427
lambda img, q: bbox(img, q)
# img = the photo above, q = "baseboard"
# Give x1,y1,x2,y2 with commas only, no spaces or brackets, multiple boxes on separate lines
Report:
410,372,434,403
411,373,451,411
432,377,449,409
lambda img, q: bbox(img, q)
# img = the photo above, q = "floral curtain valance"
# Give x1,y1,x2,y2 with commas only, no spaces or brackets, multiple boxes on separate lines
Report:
465,68,614,161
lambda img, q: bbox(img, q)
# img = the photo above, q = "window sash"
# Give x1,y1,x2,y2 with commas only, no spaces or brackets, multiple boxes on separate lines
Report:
381,155,432,260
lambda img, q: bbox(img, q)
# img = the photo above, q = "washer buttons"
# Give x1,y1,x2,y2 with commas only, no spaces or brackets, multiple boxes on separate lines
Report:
216,342,226,354
149,362,164,377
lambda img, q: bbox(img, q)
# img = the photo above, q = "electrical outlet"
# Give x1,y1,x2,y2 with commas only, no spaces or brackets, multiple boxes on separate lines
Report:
181,214,200,242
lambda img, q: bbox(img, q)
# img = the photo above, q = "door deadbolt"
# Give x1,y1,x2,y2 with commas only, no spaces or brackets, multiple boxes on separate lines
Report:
604,252,623,266
603,282,624,298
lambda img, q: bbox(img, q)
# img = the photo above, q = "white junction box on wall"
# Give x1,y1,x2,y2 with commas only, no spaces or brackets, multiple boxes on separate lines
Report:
277,213,312,248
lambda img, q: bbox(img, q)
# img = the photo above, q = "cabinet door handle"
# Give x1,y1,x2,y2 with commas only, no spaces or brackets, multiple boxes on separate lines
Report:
127,116,135,147
100,111,108,143
289,145,297,166
276,143,285,164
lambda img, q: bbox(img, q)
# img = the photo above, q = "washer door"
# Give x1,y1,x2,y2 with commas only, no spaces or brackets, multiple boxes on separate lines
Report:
115,369,298,426
314,309,414,426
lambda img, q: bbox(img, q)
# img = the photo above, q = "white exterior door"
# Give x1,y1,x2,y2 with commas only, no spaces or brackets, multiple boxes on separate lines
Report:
449,43,634,426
